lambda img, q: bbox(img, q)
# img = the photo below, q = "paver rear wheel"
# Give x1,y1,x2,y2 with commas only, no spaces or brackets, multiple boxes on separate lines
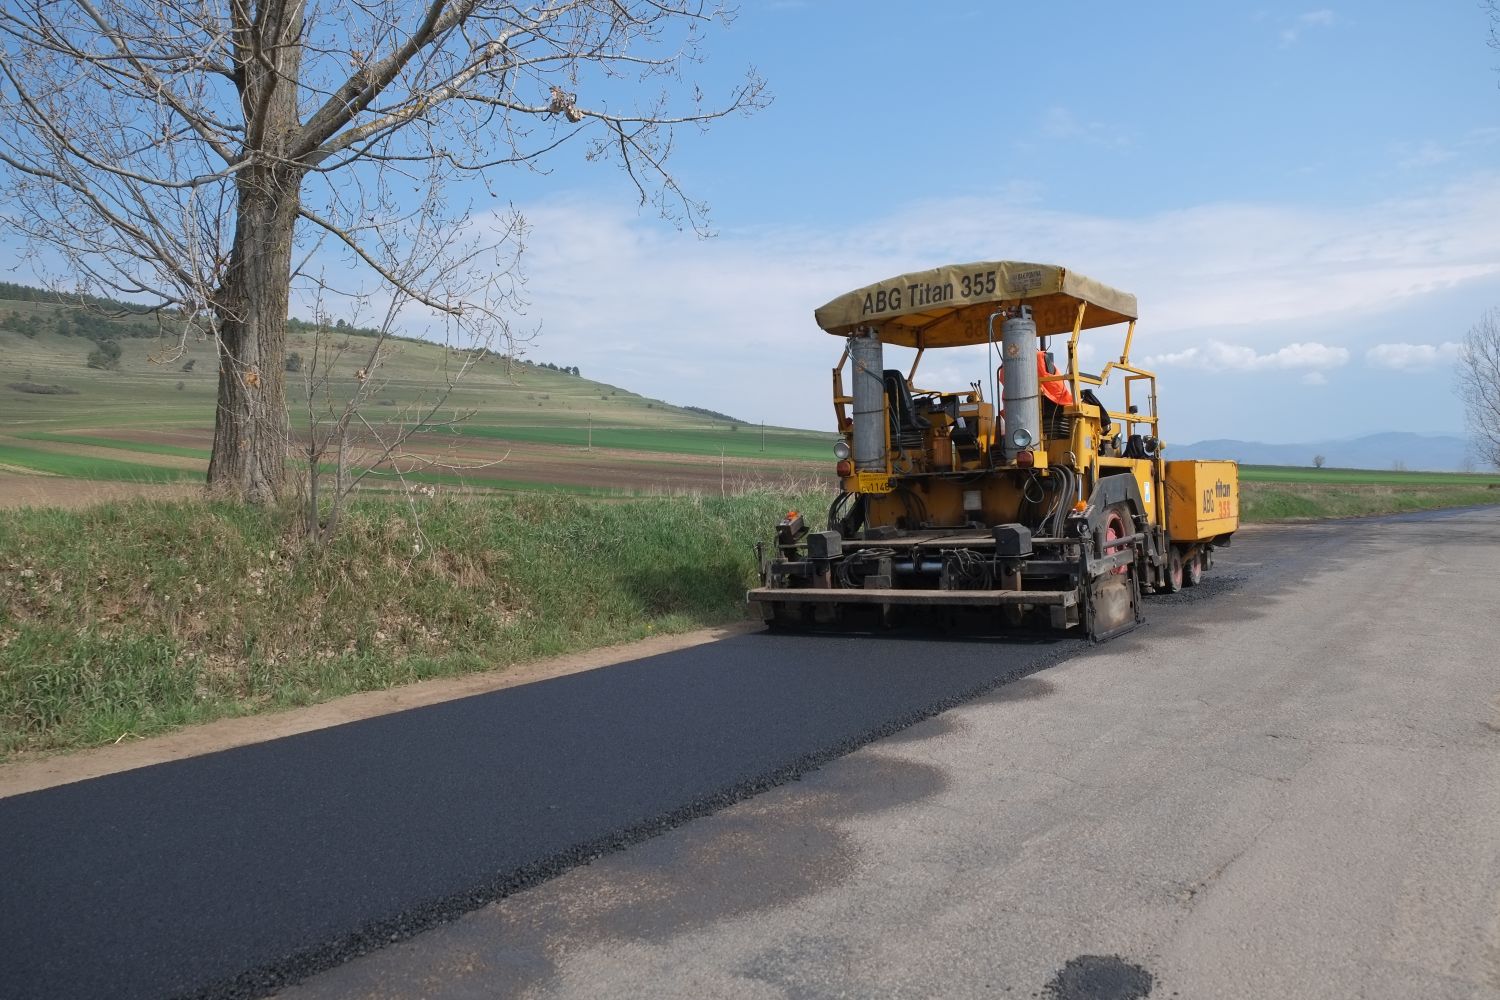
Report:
1087,507,1142,641
1164,547,1184,593
1184,549,1204,587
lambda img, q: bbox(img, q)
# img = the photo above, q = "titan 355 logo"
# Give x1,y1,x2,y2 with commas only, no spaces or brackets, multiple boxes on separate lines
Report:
1202,479,1234,516
859,269,1001,315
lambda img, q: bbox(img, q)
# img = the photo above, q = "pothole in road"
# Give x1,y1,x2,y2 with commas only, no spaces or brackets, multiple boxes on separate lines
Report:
1041,954,1155,1000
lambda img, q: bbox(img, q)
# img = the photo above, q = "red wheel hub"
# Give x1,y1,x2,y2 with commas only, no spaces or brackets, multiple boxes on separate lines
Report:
1102,510,1129,576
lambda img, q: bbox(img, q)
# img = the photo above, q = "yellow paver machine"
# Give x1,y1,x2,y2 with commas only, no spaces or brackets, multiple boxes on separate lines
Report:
748,261,1238,641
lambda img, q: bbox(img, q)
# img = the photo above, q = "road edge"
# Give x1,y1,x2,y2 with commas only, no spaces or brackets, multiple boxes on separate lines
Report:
0,621,759,799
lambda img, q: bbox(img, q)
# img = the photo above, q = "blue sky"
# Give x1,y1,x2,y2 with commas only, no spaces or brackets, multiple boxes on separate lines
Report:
499,1,1500,446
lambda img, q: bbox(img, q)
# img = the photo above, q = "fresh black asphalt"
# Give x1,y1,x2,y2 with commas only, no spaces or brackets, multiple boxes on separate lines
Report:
0,628,1083,1000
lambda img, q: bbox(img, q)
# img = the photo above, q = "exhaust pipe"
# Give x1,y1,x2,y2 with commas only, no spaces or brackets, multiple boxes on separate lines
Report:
850,327,886,471
1001,308,1039,460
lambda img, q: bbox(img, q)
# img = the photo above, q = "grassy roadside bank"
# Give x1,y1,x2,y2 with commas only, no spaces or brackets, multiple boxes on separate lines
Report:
2,483,1495,758
0,491,822,757
1239,481,1500,520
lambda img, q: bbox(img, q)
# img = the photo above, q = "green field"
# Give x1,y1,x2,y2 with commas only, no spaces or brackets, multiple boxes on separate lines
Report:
15,432,212,461
452,422,830,461
0,443,199,484
1239,465,1499,486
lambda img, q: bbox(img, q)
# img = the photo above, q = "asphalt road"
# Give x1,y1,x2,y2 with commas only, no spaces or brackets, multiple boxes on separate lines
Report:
5,507,1499,1000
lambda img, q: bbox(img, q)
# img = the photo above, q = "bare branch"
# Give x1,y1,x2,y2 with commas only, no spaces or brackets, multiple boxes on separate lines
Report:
1458,308,1500,469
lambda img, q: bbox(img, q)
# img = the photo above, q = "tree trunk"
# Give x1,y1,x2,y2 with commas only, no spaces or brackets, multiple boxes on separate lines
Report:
207,0,305,504
207,177,301,504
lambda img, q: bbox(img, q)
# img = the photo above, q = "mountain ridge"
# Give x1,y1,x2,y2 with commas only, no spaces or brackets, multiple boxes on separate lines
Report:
1171,432,1476,472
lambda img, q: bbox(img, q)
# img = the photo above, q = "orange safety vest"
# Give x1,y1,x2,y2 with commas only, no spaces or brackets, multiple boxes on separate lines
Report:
999,352,1075,406
1038,351,1074,406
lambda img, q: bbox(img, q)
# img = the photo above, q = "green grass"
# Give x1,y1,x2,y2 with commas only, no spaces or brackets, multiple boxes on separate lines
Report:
0,490,824,757
16,432,211,461
1240,464,1500,486
1,434,628,495
348,468,618,495
1240,481,1500,520
453,422,831,461
0,444,200,483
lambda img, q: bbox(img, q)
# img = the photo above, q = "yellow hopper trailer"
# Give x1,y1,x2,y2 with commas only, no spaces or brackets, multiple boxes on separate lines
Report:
747,261,1238,641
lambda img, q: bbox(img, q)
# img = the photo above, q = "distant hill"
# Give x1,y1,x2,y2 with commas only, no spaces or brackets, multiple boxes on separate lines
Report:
0,281,748,427
2,287,826,495
1172,432,1476,472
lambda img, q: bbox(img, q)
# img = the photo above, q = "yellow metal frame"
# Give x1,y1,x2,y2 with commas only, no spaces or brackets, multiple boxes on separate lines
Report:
832,299,1161,515
831,345,851,430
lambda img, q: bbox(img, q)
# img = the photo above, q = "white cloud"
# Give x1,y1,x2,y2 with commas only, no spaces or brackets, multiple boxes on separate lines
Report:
1464,127,1500,148
1280,8,1336,46
1144,341,1349,372
1040,107,1131,148
1388,129,1499,171
498,171,1500,431
1302,371,1328,386
1365,341,1462,370
1393,140,1457,170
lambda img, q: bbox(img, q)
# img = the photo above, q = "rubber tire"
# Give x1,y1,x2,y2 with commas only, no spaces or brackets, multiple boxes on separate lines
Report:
1164,547,1184,593
1088,509,1141,640
1101,507,1131,576
1184,549,1204,587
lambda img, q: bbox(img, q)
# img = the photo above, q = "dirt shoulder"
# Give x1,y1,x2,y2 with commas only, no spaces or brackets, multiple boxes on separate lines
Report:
0,622,757,800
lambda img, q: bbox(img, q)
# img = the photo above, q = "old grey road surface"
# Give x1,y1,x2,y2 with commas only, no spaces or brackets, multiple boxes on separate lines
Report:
286,507,1500,1000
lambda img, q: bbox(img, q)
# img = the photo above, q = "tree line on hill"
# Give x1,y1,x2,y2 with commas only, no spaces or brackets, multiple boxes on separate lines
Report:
0,282,425,372
680,404,743,424
1,281,595,384
0,280,155,314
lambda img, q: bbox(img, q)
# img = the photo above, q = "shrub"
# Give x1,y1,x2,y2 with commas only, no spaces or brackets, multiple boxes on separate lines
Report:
7,381,78,395
85,340,122,370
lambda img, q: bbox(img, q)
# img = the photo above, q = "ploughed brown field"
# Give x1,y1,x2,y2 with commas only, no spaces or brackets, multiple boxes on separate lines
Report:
0,422,833,509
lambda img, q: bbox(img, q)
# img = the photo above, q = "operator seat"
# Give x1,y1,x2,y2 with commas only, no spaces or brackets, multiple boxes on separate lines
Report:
882,370,929,430
882,369,929,450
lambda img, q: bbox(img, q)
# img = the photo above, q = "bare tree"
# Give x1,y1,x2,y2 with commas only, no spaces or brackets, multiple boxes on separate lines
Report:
1458,308,1500,470
0,1,766,504
295,242,518,544
1312,454,1325,469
